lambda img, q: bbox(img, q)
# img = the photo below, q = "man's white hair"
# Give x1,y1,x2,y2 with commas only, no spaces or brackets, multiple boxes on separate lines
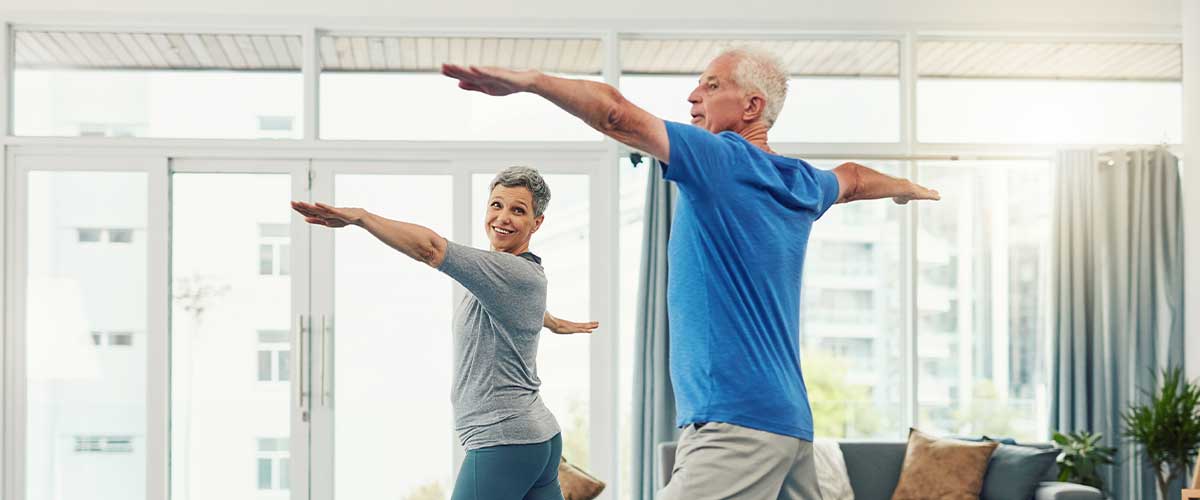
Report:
718,45,789,127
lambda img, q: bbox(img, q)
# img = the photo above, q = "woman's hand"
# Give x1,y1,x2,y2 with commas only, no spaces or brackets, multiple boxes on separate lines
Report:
292,201,367,228
544,312,599,335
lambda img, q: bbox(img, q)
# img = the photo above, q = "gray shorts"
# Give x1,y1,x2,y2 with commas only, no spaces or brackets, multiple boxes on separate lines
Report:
659,422,824,500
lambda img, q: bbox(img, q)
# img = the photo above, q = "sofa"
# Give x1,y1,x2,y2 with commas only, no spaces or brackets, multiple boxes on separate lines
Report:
657,440,1104,500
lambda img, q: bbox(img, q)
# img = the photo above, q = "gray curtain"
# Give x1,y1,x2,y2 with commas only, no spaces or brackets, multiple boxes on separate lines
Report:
1051,148,1185,500
632,159,681,500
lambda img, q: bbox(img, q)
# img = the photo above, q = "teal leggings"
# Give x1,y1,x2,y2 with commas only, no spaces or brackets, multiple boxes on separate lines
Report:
451,433,564,500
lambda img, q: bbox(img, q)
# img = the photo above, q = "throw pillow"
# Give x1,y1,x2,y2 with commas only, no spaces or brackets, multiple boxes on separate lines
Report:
892,428,998,500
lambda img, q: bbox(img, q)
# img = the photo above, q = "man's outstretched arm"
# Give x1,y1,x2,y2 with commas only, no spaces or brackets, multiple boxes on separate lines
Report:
832,162,941,205
442,64,670,163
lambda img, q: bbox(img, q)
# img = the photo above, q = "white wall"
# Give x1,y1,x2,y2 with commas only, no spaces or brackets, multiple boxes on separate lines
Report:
1185,0,1200,382
1,0,1183,33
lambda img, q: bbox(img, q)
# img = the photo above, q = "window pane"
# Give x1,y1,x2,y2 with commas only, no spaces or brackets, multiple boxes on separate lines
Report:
918,79,1182,144
257,330,288,343
27,171,147,500
108,229,133,243
619,76,900,143
321,73,601,141
258,223,288,238
77,228,102,242
279,457,290,490
916,161,1052,442
278,243,290,276
277,351,290,382
172,173,293,500
14,31,302,139
319,35,602,141
335,174,454,500
801,161,906,439
472,174,591,468
257,351,273,382
259,244,273,275
257,458,272,490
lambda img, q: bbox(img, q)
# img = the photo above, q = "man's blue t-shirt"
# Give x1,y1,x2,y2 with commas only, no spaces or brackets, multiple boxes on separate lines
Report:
661,120,840,441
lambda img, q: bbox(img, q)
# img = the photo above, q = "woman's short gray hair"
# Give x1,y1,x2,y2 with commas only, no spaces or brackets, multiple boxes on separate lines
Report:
490,166,551,217
719,45,789,127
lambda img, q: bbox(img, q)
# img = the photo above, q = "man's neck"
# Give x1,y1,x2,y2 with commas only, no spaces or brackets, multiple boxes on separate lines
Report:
734,121,774,154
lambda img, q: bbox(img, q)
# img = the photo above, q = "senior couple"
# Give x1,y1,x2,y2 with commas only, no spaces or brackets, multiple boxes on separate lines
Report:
292,46,939,500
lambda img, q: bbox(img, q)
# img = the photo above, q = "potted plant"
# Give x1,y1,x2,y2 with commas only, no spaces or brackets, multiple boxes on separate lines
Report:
1122,367,1200,499
1053,430,1117,492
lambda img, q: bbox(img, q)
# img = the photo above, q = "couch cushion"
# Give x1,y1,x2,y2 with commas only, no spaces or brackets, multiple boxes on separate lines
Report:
839,441,908,499
813,438,854,500
980,443,1060,500
891,429,998,500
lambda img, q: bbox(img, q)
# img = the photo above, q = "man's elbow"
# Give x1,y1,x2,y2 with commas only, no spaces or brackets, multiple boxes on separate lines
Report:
834,162,862,203
598,89,630,134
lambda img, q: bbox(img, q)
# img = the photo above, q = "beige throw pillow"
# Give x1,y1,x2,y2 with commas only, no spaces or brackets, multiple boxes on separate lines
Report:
559,456,605,500
891,429,998,500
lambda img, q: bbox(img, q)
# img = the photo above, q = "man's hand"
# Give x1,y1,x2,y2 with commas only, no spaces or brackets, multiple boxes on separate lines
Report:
892,183,941,205
544,312,599,335
292,201,367,228
441,64,540,96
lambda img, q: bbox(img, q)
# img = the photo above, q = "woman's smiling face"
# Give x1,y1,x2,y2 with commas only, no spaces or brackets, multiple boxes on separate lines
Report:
484,184,543,254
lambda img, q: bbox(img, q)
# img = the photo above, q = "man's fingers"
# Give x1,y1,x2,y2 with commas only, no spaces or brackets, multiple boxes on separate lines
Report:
313,202,345,218
441,63,472,80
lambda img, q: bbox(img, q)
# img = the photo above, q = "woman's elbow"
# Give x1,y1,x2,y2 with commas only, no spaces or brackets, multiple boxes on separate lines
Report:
418,237,447,268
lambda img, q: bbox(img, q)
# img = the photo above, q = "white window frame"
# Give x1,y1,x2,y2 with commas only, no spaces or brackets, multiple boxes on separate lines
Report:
257,437,291,491
258,330,291,383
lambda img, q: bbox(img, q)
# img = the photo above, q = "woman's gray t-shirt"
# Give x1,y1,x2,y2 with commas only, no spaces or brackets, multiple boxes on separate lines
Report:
436,240,560,451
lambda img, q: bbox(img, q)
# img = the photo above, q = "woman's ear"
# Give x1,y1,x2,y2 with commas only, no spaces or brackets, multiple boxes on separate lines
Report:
531,215,545,234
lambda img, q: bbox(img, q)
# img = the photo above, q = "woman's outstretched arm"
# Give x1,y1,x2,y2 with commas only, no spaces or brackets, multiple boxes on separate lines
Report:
292,201,447,268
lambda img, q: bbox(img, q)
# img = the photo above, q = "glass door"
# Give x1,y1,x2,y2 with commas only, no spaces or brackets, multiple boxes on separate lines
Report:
10,155,167,500
168,159,312,500
309,161,458,500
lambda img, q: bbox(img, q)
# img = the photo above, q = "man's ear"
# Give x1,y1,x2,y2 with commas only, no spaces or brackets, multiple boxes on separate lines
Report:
744,93,767,123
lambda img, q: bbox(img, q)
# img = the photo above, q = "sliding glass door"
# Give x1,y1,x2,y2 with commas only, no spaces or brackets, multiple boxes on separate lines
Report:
168,160,312,500
10,155,167,500
306,162,458,500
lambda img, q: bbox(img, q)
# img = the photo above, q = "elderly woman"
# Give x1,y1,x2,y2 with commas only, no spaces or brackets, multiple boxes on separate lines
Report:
292,166,595,500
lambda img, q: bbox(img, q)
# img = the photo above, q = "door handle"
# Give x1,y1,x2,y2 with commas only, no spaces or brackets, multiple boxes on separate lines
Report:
321,315,330,406
297,314,306,407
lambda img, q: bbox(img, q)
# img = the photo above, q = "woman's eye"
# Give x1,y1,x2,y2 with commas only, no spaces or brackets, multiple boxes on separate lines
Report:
514,208,525,215
491,202,501,209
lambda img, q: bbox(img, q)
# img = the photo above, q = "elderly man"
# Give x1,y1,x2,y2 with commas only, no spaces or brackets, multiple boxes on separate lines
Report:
445,47,938,500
